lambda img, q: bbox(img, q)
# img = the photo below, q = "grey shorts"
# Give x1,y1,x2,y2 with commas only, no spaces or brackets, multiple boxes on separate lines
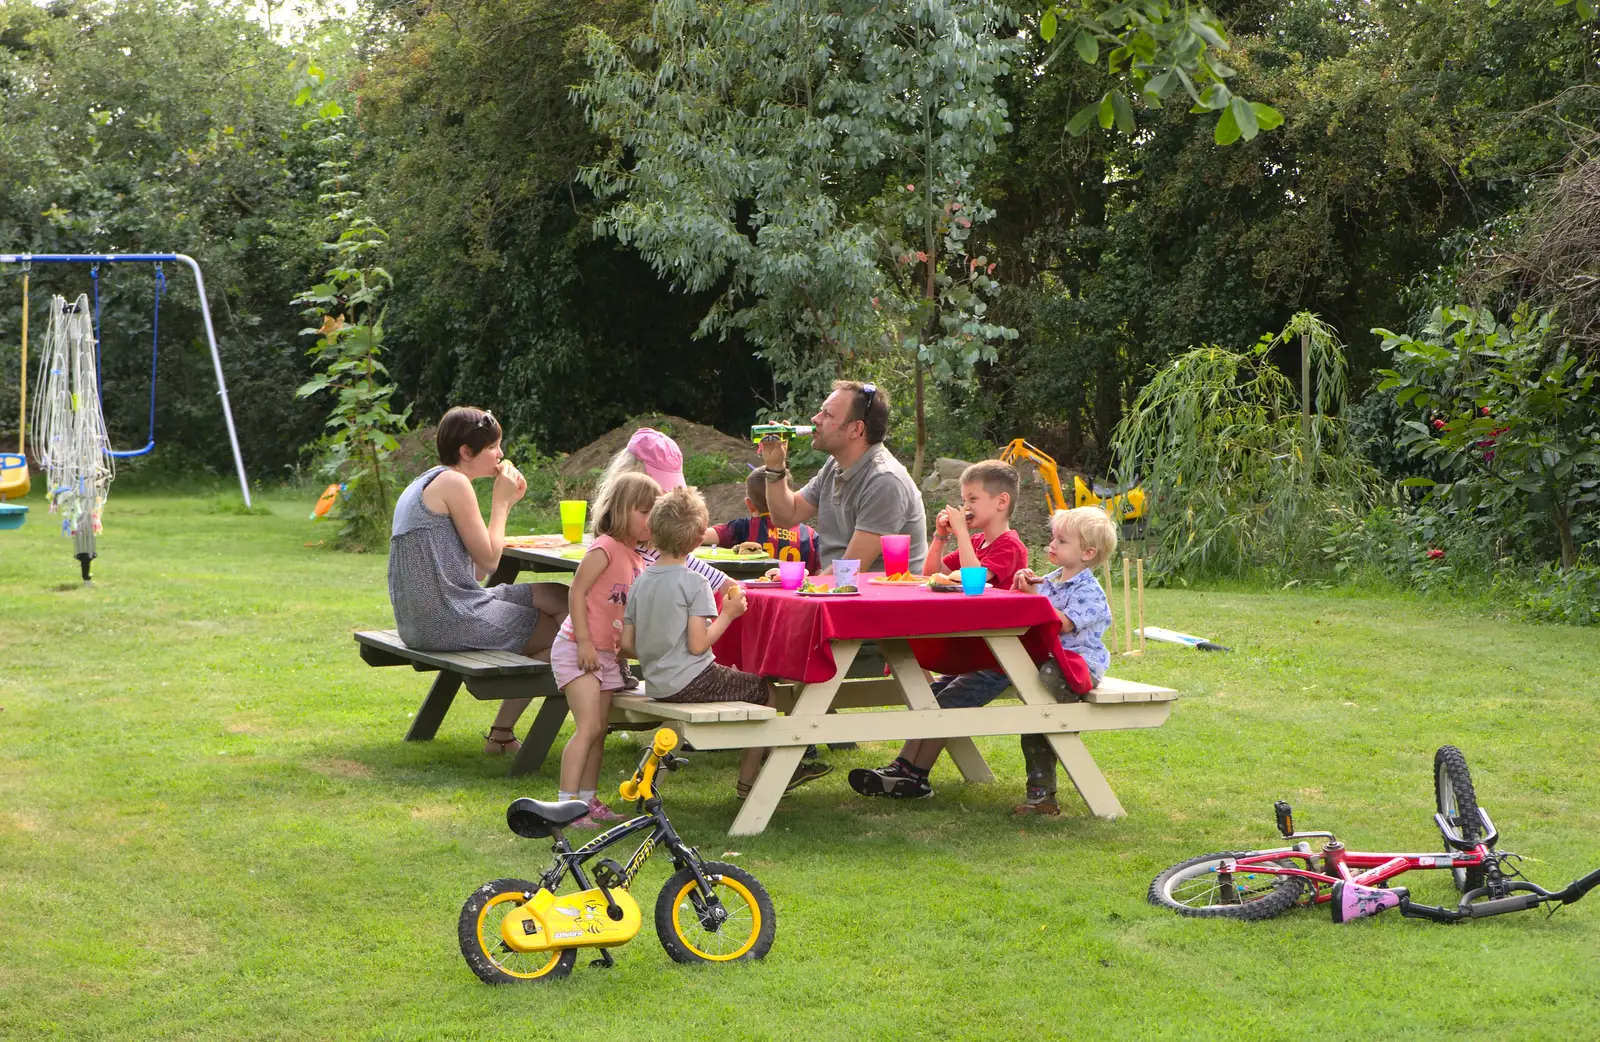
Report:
657,663,773,705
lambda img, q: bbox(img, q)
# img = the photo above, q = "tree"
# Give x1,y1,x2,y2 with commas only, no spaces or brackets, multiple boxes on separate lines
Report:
356,0,772,451
1111,312,1376,577
1041,1,1280,145
292,65,409,549
576,0,1020,478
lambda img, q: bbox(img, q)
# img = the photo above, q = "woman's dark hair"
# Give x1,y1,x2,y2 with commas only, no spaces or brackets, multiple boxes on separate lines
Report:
437,406,502,465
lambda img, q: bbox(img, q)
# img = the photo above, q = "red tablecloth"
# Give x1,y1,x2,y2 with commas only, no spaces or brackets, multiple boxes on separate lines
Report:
713,574,1083,686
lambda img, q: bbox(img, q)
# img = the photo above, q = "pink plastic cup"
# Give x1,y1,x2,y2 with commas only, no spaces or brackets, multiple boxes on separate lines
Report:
779,560,806,590
880,534,912,577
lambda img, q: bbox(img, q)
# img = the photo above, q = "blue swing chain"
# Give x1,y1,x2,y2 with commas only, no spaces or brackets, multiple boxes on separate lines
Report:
89,262,162,459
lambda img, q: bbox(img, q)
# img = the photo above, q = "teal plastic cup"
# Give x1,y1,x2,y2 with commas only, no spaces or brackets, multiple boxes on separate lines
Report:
960,566,988,595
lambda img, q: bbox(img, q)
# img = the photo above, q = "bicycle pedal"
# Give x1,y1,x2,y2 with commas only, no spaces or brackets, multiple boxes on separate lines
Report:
590,949,617,969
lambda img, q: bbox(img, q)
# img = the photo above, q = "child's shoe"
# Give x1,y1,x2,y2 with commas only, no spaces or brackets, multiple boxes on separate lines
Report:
785,760,833,793
735,761,834,800
586,796,625,823
848,763,932,799
1012,795,1061,816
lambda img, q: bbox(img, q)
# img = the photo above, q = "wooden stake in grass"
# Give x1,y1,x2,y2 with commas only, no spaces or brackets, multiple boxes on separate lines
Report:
1122,555,1136,655
1137,557,1146,655
1101,560,1118,654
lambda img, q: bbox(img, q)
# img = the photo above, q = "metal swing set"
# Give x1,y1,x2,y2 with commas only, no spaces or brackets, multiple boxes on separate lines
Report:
2,253,252,581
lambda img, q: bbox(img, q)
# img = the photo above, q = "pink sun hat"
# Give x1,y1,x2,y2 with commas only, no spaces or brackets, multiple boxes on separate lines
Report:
628,428,685,490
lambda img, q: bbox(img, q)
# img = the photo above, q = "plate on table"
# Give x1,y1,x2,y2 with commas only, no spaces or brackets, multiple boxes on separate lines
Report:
926,583,964,593
798,590,861,597
741,580,785,588
693,547,772,561
870,575,926,586
504,534,574,549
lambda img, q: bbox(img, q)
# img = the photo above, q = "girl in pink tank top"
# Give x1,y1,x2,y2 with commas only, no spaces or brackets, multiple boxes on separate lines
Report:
551,471,661,816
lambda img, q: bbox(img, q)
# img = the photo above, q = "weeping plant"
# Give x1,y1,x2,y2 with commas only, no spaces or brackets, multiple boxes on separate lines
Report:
1111,312,1378,579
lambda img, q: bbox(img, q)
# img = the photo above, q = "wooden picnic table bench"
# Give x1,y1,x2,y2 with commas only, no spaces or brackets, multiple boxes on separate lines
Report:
353,629,567,777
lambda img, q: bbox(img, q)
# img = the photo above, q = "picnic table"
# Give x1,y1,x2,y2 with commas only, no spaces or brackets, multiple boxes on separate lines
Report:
488,538,780,585
669,576,1177,835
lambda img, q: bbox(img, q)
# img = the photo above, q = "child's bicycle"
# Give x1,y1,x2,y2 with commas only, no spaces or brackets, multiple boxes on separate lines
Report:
1150,746,1600,924
459,729,775,982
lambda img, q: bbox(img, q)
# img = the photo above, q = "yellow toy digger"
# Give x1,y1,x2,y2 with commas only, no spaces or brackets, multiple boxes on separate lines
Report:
998,439,1146,526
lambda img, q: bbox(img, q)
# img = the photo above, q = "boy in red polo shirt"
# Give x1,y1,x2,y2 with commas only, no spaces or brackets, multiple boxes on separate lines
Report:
704,470,823,573
925,459,1027,588
850,460,1027,800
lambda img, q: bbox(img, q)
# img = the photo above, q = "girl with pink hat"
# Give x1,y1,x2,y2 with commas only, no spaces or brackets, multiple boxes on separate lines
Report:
591,428,736,593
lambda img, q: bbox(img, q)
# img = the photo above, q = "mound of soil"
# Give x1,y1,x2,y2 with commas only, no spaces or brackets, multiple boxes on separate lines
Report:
557,414,760,528
559,414,756,481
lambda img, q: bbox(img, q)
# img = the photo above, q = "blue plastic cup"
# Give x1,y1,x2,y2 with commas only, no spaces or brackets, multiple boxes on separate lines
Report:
960,566,988,595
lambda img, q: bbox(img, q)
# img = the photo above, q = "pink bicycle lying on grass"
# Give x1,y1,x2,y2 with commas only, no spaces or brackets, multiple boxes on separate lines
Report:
1150,746,1600,923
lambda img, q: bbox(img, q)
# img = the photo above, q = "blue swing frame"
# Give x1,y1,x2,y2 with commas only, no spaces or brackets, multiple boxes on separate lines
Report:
3,252,252,506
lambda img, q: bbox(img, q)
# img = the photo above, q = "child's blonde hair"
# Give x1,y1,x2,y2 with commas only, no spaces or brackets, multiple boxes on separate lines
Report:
1052,506,1118,563
592,471,661,540
961,459,1020,517
649,487,710,557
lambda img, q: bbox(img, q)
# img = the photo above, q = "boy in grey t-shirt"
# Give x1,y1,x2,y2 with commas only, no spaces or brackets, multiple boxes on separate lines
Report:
620,488,831,798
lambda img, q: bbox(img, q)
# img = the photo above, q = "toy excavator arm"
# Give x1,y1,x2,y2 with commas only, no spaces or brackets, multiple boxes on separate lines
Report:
999,439,1068,514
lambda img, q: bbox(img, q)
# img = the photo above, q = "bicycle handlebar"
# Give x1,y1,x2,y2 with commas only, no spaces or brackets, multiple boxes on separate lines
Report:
619,728,680,803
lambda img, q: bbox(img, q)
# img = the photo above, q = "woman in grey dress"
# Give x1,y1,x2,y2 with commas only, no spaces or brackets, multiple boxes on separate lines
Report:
389,407,568,755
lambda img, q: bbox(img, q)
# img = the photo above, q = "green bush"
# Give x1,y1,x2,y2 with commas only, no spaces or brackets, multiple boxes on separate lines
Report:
1519,561,1600,626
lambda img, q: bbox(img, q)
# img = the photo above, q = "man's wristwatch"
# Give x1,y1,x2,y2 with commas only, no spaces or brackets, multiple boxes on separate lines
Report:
762,466,789,481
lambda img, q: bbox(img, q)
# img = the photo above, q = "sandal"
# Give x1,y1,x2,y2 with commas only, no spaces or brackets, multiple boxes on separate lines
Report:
484,725,522,756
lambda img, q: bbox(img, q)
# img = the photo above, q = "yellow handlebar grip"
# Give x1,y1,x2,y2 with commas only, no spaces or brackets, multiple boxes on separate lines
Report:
652,729,679,756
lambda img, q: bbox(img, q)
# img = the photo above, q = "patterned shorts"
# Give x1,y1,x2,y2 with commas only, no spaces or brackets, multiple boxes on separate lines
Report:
657,663,772,705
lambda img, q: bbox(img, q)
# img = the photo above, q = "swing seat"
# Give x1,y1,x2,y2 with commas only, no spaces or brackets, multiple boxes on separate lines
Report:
0,454,29,501
0,505,25,530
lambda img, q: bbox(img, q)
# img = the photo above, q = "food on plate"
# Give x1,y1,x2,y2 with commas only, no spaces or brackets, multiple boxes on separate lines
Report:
927,572,960,588
798,580,832,593
733,541,766,555
763,566,782,581
881,571,920,582
834,584,858,593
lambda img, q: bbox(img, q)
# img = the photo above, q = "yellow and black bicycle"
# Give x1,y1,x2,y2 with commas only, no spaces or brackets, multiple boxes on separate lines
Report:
459,729,776,982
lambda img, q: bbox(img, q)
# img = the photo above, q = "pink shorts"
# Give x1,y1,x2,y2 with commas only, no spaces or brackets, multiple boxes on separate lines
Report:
549,636,626,692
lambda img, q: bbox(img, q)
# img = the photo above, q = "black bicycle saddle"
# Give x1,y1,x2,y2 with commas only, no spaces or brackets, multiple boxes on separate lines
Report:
506,797,591,838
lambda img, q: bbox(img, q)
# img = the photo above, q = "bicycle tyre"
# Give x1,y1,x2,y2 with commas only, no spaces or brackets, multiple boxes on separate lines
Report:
1148,850,1306,920
655,861,775,963
459,878,577,984
1434,745,1487,893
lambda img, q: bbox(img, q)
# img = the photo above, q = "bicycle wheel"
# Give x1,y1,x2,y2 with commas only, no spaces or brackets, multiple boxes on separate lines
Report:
655,861,775,963
459,878,577,984
1149,851,1306,920
1434,745,1487,893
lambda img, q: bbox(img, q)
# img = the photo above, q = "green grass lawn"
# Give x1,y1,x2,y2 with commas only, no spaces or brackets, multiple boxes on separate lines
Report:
3,489,1598,1040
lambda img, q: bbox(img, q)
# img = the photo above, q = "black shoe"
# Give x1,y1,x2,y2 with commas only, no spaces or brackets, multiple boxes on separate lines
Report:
848,765,932,799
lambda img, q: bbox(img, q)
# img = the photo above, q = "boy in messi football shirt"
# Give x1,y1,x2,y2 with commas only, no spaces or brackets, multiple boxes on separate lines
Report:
703,470,823,573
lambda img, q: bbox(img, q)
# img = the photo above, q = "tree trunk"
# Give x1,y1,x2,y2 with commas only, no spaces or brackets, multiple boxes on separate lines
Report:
1554,498,1577,570
913,359,926,483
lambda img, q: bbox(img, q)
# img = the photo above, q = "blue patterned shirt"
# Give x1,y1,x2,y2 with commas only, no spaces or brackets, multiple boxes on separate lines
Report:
1038,567,1112,683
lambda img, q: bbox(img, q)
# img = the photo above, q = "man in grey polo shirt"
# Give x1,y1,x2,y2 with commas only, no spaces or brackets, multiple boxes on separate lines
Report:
758,380,928,573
